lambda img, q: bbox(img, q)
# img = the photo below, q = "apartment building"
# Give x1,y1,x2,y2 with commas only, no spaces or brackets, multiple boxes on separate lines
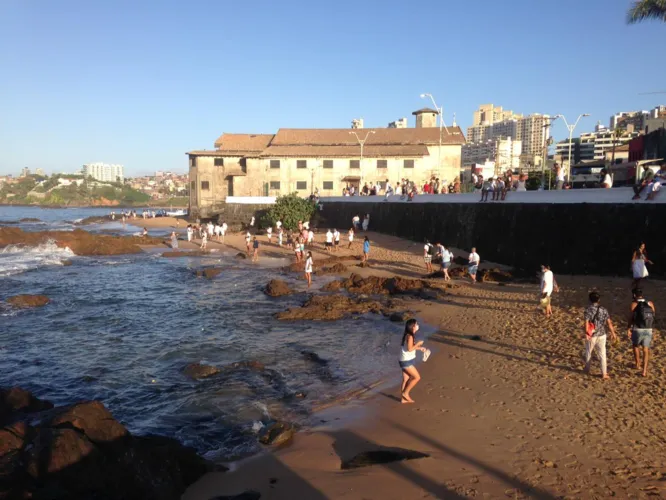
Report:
82,163,125,183
187,109,466,218
462,137,522,173
610,105,666,131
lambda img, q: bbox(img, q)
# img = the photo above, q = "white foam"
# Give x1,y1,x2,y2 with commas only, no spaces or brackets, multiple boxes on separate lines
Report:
0,239,75,277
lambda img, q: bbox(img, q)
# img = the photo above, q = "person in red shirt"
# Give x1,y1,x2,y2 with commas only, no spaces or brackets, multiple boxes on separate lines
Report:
423,182,430,194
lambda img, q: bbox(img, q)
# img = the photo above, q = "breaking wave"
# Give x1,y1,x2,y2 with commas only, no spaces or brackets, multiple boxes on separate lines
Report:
0,240,74,277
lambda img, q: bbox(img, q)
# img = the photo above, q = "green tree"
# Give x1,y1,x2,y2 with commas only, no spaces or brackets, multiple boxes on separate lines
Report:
261,193,315,230
627,0,666,23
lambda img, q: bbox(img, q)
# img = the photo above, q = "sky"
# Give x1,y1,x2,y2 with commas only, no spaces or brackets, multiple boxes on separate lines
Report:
1,0,664,177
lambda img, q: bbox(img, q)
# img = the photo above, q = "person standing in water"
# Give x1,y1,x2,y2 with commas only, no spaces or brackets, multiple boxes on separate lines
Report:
362,236,370,263
245,231,252,255
399,319,426,404
304,251,313,288
252,237,259,262
170,231,178,249
627,288,656,377
468,247,480,284
631,242,652,290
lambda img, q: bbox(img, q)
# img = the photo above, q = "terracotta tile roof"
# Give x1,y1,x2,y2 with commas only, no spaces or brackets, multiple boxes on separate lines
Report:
257,144,431,158
270,127,465,147
213,133,274,152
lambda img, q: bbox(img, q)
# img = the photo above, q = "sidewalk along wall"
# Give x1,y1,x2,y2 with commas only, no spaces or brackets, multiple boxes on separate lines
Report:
320,200,666,276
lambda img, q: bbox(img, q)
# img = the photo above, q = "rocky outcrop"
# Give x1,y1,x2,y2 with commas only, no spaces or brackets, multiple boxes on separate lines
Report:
323,273,431,296
314,262,348,276
6,294,50,308
0,228,164,256
264,279,293,297
235,252,248,259
162,250,208,258
258,421,296,447
182,363,221,379
276,295,387,321
195,267,223,279
389,311,413,323
284,255,357,274
0,388,215,500
478,268,514,283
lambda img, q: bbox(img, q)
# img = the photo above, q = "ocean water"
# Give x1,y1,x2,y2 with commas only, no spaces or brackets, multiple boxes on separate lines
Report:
0,207,412,460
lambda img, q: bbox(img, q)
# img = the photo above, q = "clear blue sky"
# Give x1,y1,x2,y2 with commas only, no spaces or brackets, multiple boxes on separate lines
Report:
1,0,664,177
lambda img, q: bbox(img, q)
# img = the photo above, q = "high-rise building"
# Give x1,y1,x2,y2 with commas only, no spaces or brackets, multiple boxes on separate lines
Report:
462,137,522,173
20,167,31,178
82,163,125,183
467,105,549,161
610,105,666,131
35,168,45,176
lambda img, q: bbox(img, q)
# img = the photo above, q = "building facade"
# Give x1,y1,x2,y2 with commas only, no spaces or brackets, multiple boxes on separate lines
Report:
187,110,466,218
82,163,125,183
462,137,521,173
610,105,666,131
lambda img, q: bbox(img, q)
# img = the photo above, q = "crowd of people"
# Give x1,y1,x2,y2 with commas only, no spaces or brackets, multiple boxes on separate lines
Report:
342,178,462,199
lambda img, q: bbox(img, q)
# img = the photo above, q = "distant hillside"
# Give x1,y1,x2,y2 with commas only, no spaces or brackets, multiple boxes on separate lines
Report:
0,175,187,207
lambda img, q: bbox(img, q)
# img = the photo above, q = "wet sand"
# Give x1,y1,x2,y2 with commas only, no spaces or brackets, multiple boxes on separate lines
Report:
178,229,665,499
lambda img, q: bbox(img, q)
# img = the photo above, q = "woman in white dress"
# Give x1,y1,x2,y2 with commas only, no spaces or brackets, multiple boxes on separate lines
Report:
516,173,527,192
631,242,653,289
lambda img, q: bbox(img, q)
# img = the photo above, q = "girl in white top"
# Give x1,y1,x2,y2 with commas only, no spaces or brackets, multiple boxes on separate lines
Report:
348,228,354,249
221,222,228,242
333,229,340,250
207,222,214,237
325,230,333,251
399,319,426,404
200,231,208,250
278,228,283,247
307,230,314,246
468,248,480,284
276,220,282,231
304,251,313,288
186,226,193,242
245,232,252,254
266,226,273,243
214,224,221,240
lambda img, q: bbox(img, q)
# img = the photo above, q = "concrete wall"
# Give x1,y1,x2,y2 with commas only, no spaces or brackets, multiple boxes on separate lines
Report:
212,203,275,230
320,193,666,276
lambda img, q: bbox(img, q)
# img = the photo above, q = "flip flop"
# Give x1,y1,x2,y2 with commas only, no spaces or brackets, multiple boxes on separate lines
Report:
423,349,431,362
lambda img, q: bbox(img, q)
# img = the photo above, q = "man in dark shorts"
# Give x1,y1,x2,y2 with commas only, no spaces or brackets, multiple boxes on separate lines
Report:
252,237,260,262
627,288,655,377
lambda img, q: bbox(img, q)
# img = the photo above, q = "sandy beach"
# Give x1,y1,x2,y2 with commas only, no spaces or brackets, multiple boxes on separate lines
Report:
162,227,666,499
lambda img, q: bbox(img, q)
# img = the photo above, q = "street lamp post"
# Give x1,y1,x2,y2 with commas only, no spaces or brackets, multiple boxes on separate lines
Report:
554,113,590,187
541,117,557,189
420,93,449,178
349,131,375,188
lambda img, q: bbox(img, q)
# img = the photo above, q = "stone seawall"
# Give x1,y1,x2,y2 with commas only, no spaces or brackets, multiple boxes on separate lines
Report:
321,200,666,276
210,203,273,230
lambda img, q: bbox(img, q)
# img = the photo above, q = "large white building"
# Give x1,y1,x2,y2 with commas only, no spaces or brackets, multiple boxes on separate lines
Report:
462,137,522,173
82,163,125,183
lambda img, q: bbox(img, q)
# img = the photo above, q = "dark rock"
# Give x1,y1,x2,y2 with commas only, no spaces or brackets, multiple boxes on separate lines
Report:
182,363,221,379
19,218,42,222
210,491,261,500
314,262,348,276
195,267,223,279
478,268,513,283
276,295,386,321
0,387,53,424
0,421,29,481
264,279,293,297
235,253,247,259
162,250,208,258
6,294,50,308
357,262,370,268
301,350,328,365
389,312,413,323
258,422,296,446
453,256,468,266
322,273,430,297
448,266,468,278
341,448,430,470
61,259,73,266
293,392,307,399
231,360,265,372
47,401,129,444
284,255,357,274
417,290,441,301
469,335,483,341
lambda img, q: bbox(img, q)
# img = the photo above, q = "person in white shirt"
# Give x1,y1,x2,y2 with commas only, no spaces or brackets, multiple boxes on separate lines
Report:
221,222,228,243
441,245,454,281
245,231,252,255
250,216,255,227
395,183,402,196
468,248,480,284
325,229,333,252
276,220,282,231
200,231,208,250
186,225,193,242
362,214,370,232
304,251,314,288
307,229,314,247
348,227,354,249
540,264,559,317
423,241,434,273
601,169,613,189
333,229,340,251
278,228,283,247
303,221,310,230
207,222,214,237
266,226,273,244
352,215,360,230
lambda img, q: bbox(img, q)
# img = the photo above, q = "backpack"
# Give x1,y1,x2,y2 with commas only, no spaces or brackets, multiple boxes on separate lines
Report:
427,244,434,256
633,300,655,328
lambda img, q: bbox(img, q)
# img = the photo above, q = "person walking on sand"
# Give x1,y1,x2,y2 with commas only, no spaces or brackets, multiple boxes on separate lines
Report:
200,231,208,250
221,221,228,243
278,227,283,247
352,215,360,230
333,229,340,252
423,240,435,274
307,228,314,247
266,226,273,244
276,220,282,233
186,224,193,242
540,265,559,318
245,231,252,255
362,214,370,232
305,251,313,288
399,319,427,403
170,231,178,249
583,292,618,380
362,236,370,263
437,243,453,281
631,242,652,289
468,247,480,283
252,237,259,263
348,227,354,249
325,229,333,252
627,288,655,377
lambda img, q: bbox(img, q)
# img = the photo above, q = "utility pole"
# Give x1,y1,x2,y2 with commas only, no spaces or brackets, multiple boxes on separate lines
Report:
541,119,555,189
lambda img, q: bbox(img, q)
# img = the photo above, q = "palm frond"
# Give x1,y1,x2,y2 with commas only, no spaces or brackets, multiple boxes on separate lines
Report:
627,0,666,24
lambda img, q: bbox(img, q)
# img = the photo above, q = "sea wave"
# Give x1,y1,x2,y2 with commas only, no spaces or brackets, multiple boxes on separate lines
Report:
0,240,74,277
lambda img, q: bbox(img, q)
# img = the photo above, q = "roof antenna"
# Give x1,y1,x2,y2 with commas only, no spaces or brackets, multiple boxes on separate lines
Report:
452,112,457,127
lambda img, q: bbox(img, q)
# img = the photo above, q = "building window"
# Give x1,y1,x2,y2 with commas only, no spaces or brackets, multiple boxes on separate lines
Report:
350,160,360,169
377,159,388,169
404,159,415,168
190,157,197,167
269,181,280,190
323,181,334,190
296,181,307,190
201,181,210,190
214,158,224,166
323,160,333,169
297,160,307,169
270,160,280,169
